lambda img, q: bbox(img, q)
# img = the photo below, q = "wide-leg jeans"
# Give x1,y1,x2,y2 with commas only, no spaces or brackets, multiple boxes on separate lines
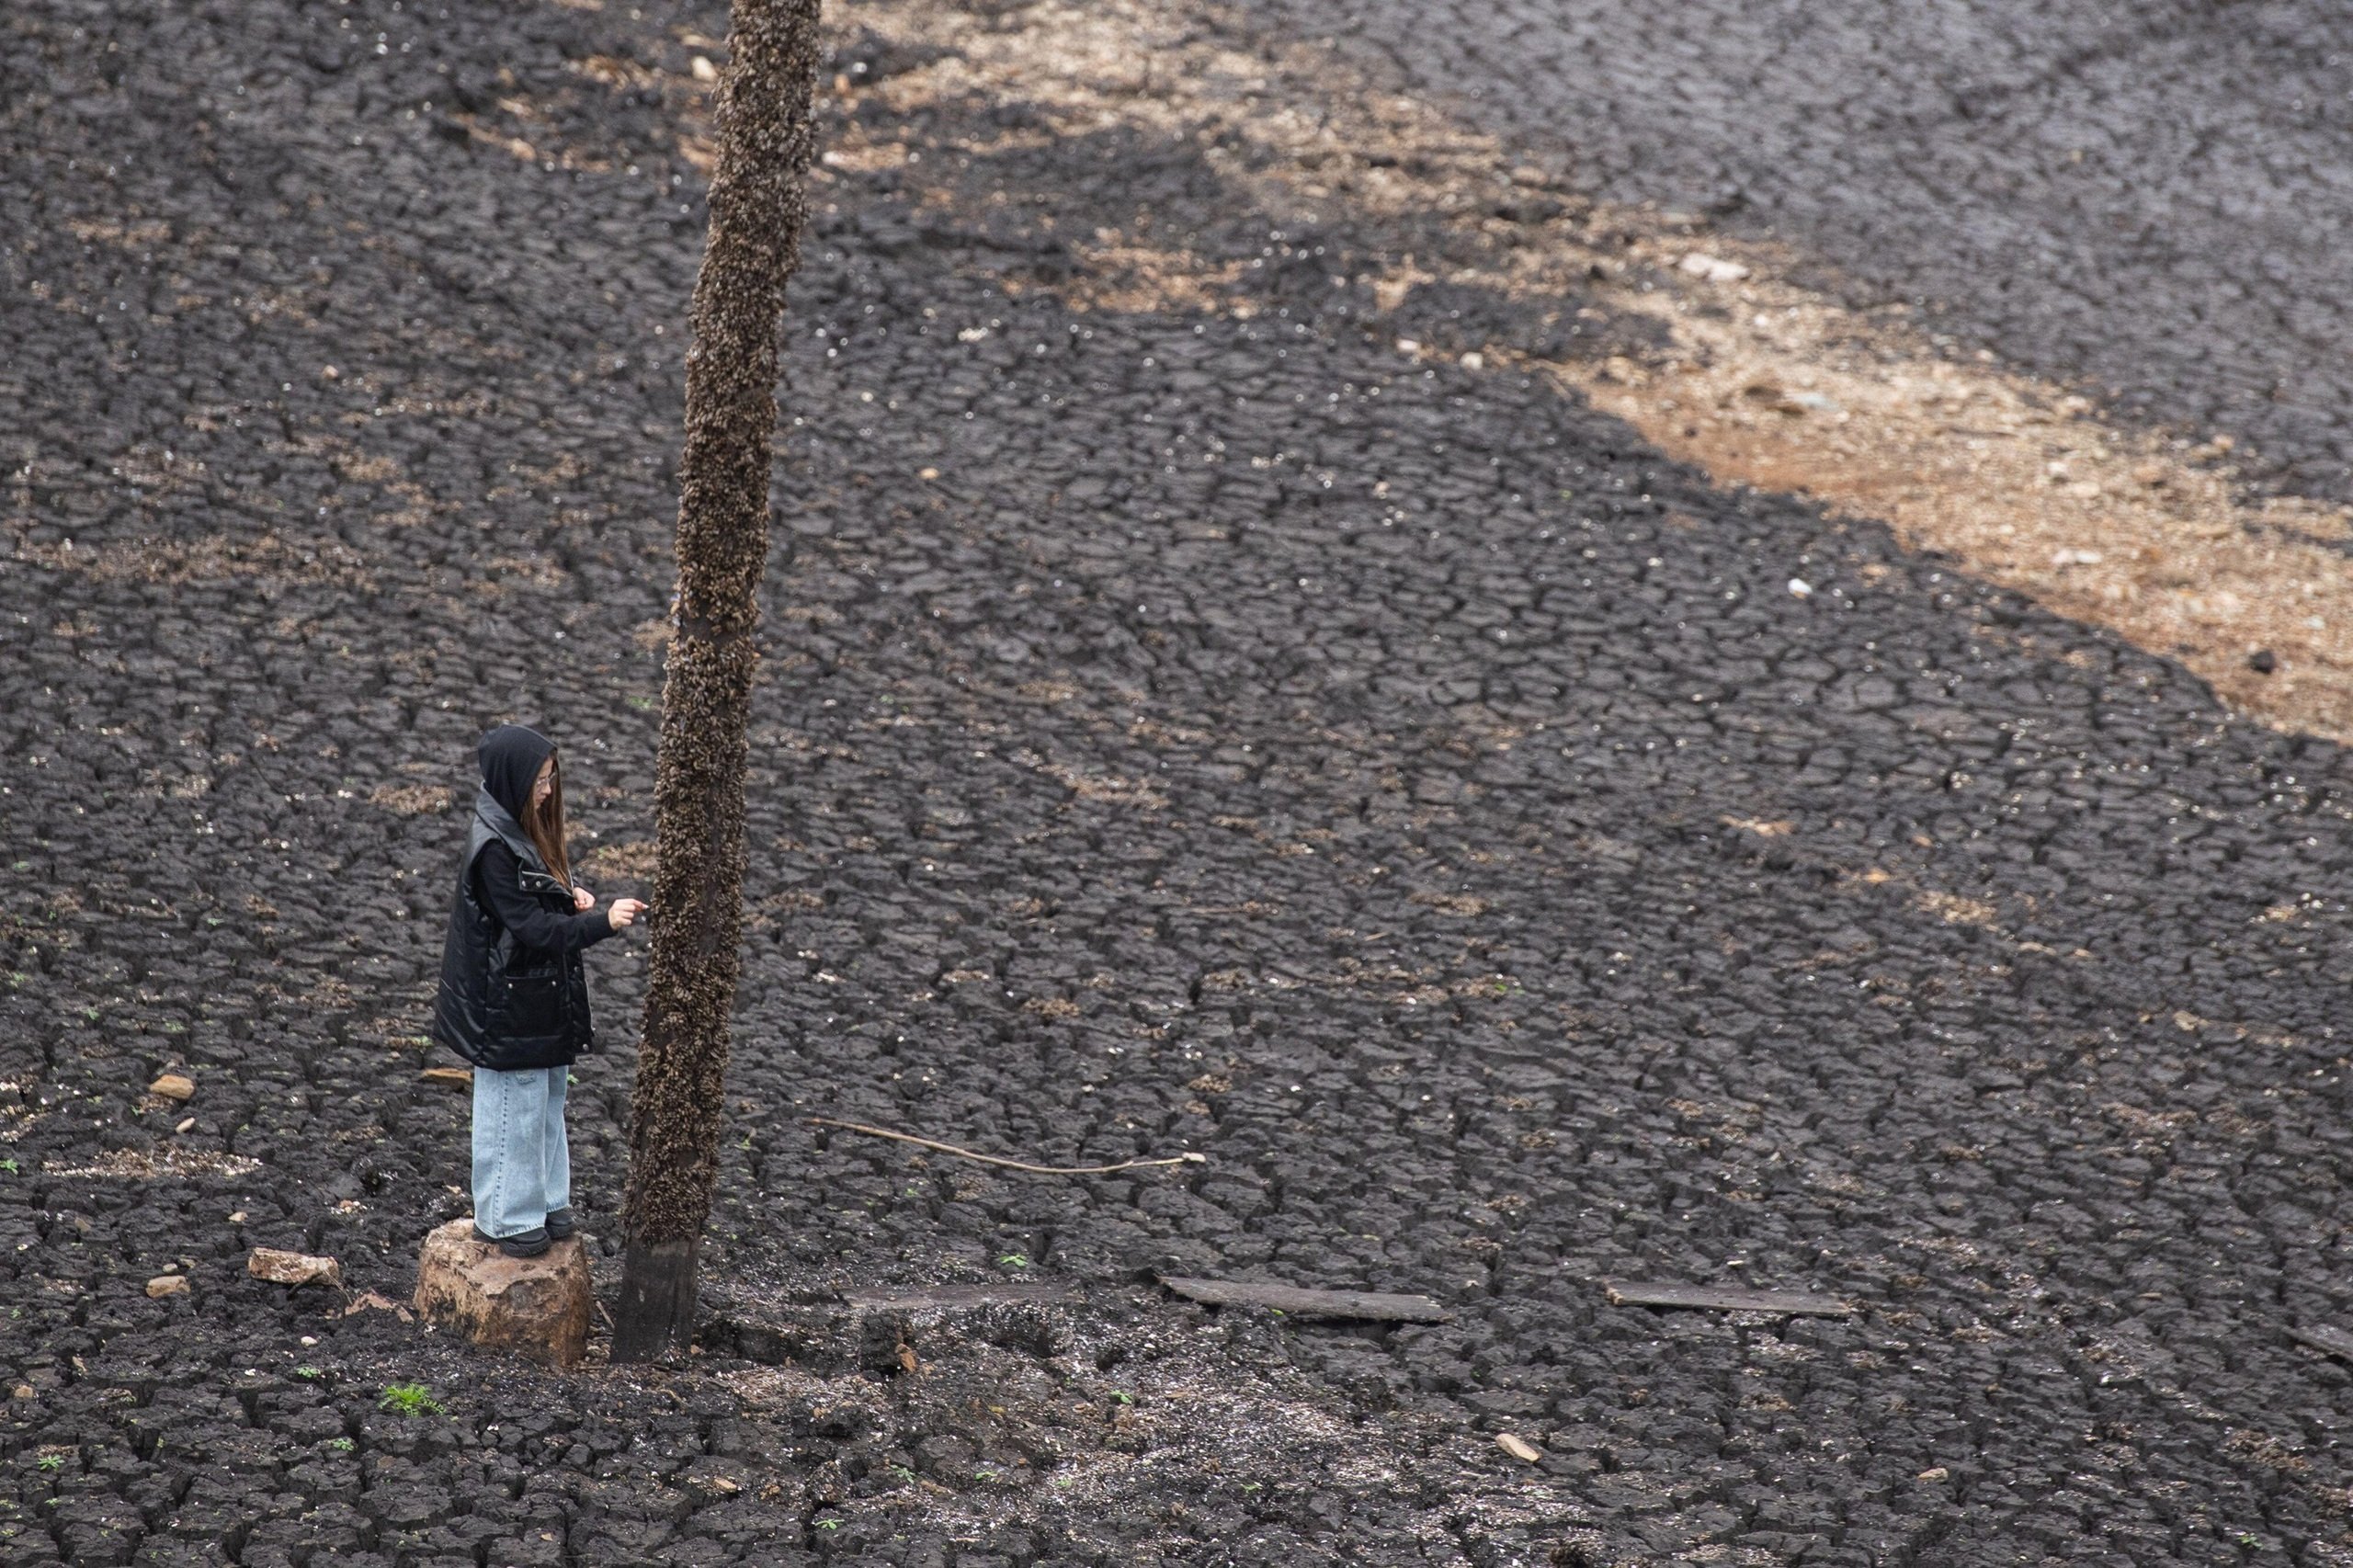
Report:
471,1064,570,1239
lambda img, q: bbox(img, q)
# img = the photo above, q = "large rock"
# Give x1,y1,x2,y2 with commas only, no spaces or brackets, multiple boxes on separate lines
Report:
413,1220,592,1369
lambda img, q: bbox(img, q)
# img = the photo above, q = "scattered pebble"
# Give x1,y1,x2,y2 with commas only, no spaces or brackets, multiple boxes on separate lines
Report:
1678,252,1751,284
148,1074,195,1102
2249,648,2278,674
1788,578,1813,598
247,1247,343,1290
1496,1433,1542,1463
145,1276,189,1300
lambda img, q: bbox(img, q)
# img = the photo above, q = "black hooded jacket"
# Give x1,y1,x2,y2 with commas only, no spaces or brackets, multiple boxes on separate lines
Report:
430,725,614,1072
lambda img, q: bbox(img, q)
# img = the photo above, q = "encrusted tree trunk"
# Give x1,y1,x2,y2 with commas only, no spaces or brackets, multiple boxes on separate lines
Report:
612,0,823,1363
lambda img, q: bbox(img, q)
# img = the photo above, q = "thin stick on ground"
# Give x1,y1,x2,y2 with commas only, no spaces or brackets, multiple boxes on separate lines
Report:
808,1117,1209,1175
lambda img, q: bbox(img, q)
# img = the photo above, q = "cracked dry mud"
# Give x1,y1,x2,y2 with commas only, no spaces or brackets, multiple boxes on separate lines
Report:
8,0,2353,1563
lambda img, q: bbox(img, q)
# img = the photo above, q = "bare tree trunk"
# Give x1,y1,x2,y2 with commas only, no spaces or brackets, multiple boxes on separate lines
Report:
612,0,823,1364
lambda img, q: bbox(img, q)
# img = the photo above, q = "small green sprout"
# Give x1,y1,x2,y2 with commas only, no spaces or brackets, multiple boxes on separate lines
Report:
814,1518,842,1532
293,1366,322,1381
996,1253,1029,1269
1111,1391,1133,1405
35,1454,63,1473
0,1159,17,1175
328,1437,355,1453
379,1382,443,1417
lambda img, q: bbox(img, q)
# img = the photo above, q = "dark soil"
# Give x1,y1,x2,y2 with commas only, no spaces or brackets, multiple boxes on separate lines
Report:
1225,0,2353,508
6,0,2353,1563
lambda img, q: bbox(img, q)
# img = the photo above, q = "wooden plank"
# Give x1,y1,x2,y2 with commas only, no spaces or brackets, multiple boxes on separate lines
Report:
843,1281,1075,1312
1159,1275,1453,1323
2291,1324,2353,1361
1603,1279,1853,1317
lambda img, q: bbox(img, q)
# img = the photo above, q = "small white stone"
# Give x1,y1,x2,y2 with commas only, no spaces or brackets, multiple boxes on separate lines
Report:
1788,578,1813,598
1678,252,1751,284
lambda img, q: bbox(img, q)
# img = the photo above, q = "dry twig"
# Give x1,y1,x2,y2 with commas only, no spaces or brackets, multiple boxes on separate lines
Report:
808,1117,1207,1175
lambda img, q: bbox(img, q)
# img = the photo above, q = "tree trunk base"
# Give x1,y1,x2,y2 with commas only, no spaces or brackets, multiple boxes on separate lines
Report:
610,1236,700,1362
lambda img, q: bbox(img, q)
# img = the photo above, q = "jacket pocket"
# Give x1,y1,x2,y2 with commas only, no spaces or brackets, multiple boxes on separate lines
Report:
490,971,564,1037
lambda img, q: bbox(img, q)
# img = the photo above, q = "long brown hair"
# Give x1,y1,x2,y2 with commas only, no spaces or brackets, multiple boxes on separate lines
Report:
522,754,572,887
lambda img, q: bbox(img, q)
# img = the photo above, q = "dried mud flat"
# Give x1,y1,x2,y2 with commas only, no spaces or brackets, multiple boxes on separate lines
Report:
8,0,2353,1564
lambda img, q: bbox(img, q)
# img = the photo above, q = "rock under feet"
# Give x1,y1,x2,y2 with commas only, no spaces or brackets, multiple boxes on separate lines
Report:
414,1218,592,1369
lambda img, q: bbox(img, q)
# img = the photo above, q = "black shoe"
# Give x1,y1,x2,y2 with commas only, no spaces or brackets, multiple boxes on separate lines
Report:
544,1208,576,1242
472,1225,550,1259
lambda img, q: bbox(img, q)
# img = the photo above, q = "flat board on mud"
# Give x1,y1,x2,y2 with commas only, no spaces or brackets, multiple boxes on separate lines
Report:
2291,1324,2353,1361
1603,1280,1853,1317
843,1282,1075,1312
1158,1275,1453,1323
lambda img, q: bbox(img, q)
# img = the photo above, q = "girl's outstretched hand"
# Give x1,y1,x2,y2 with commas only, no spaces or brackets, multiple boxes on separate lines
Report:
607,898,648,931
572,885,596,913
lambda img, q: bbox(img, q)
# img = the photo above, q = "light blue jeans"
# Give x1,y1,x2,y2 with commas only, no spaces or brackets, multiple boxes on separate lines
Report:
471,1065,571,1240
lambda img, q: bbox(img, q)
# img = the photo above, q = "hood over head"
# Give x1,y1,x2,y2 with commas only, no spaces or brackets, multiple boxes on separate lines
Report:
478,723,556,824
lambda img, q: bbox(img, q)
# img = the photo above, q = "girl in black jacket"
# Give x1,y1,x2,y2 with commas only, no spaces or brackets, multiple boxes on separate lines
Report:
431,724,645,1256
